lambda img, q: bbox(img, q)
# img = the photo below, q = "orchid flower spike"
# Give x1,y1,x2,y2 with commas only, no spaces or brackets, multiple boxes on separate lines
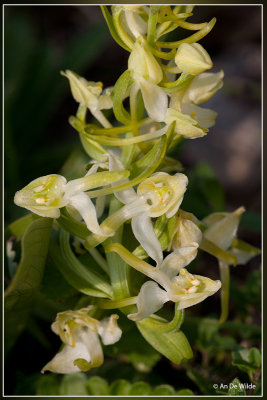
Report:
14,164,129,236
107,243,221,321
128,38,168,122
41,307,122,374
61,70,113,128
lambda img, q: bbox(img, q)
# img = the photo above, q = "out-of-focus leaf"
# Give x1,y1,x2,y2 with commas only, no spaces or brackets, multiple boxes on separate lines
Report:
227,378,246,396
109,379,132,395
197,317,219,349
153,385,176,395
176,388,195,395
36,374,60,395
232,347,261,380
124,350,161,373
187,369,216,395
86,376,109,395
4,218,52,355
59,373,88,395
5,213,39,240
129,381,151,395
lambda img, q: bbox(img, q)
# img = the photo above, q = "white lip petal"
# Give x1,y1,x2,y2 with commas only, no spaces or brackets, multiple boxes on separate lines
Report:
131,213,163,265
138,77,168,122
68,192,112,237
128,281,169,321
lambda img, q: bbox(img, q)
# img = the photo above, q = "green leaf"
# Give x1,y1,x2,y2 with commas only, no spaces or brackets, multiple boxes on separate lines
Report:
4,217,52,354
49,232,113,298
36,374,60,395
57,207,90,240
137,315,193,364
59,373,88,395
129,382,151,395
176,388,195,395
227,378,246,396
112,69,132,125
232,347,261,380
109,379,132,395
5,213,39,240
86,376,109,395
153,385,176,395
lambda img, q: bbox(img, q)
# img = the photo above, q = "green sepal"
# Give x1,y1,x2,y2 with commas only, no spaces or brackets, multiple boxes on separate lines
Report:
200,236,237,266
137,315,193,364
231,238,261,256
160,72,194,93
112,69,132,125
101,6,131,52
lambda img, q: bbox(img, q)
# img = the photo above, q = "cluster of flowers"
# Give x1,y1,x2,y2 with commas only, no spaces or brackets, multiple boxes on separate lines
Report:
14,6,257,374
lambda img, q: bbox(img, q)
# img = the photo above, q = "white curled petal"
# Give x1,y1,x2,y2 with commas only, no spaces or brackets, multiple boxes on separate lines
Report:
98,314,122,345
132,213,163,265
41,329,103,374
128,281,169,321
138,76,168,122
69,192,112,237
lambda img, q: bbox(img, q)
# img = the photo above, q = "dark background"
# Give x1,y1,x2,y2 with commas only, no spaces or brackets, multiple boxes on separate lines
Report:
4,5,262,395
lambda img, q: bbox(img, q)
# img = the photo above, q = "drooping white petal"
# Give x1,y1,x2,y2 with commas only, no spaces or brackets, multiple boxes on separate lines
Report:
68,192,112,237
98,314,122,345
41,328,103,374
128,281,169,321
182,70,224,105
132,213,163,265
138,76,168,122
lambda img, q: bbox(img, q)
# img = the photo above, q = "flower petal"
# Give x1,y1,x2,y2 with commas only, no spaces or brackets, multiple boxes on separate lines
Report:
41,328,103,374
68,192,112,236
181,103,217,129
159,245,199,279
204,207,245,251
98,314,122,345
183,70,224,105
128,281,169,321
138,76,168,122
132,213,163,265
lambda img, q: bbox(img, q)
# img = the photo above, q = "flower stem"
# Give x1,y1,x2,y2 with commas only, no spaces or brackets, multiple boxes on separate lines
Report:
219,260,230,323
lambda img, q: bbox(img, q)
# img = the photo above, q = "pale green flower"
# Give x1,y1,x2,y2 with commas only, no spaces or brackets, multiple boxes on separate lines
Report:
14,163,129,236
175,43,213,75
165,107,208,139
41,307,122,374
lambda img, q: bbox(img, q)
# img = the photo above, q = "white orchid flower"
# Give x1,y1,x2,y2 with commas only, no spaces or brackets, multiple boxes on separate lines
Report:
174,70,224,105
175,43,213,75
128,39,168,122
107,243,221,321
171,212,202,251
107,152,188,265
14,163,129,237
41,307,122,374
61,70,113,128
120,6,148,39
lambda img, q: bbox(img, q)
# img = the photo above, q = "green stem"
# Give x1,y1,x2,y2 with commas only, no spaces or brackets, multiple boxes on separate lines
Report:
219,260,230,324
147,7,159,45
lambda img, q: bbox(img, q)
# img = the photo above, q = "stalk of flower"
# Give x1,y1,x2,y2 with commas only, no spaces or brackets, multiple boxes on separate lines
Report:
14,167,130,236
106,243,221,321
41,307,122,374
